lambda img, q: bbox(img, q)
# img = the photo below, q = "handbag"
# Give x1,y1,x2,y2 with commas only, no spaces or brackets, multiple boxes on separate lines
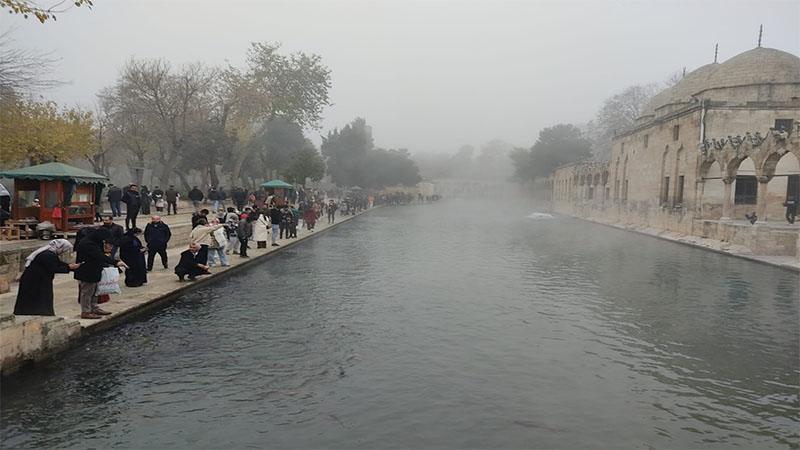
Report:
96,267,122,295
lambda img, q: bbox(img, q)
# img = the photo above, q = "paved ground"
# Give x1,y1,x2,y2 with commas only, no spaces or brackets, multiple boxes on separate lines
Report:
0,208,370,331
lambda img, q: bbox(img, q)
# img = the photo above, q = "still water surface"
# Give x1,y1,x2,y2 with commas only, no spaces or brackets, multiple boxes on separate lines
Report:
2,203,799,448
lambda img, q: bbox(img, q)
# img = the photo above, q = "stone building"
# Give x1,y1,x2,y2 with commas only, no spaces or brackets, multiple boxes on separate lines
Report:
548,46,800,259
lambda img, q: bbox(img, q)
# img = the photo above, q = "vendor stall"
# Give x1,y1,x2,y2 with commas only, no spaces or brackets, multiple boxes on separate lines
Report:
259,180,295,206
0,162,108,232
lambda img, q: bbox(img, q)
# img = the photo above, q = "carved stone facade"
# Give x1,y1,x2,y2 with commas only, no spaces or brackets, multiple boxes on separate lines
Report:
548,47,800,259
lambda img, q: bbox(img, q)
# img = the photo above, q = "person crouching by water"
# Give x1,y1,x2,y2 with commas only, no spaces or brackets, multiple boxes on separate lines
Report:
14,239,81,316
175,242,210,281
119,227,148,287
74,228,128,319
189,217,226,264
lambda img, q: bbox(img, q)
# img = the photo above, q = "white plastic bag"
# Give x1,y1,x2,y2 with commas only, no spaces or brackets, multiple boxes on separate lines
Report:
96,267,121,295
212,227,228,248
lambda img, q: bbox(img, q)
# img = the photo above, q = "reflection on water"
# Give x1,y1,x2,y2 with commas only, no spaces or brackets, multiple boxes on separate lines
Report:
2,202,798,449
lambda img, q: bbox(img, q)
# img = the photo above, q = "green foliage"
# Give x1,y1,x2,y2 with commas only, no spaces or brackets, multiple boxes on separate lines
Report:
365,148,422,188
0,94,95,167
511,124,591,181
322,117,421,189
285,141,326,186
255,116,306,178
321,117,373,187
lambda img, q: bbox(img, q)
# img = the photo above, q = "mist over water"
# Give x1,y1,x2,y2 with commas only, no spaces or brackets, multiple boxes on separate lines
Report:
2,202,798,449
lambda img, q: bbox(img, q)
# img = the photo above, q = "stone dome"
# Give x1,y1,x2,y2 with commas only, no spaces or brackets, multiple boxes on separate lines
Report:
640,63,719,118
697,47,800,93
638,47,800,120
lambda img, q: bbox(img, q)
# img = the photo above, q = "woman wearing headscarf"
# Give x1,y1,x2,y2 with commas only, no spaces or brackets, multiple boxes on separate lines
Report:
13,239,81,316
118,227,148,287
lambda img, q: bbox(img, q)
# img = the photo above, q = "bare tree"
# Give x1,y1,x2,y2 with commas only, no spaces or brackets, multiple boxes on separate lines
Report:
0,29,61,95
0,0,92,23
587,83,660,160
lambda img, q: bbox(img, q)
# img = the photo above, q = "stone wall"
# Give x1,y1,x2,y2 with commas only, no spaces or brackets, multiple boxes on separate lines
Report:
0,313,81,375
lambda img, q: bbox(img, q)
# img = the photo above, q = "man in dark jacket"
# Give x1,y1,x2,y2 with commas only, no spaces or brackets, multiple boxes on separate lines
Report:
165,185,179,215
218,187,227,209
188,186,204,213
74,228,127,319
269,205,282,246
208,187,219,212
121,184,142,230
237,214,255,257
107,184,123,217
232,187,247,211
101,215,125,258
175,242,210,281
144,215,171,271
192,209,209,228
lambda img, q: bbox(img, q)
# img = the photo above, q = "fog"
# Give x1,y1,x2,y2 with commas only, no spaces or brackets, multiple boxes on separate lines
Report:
8,0,798,157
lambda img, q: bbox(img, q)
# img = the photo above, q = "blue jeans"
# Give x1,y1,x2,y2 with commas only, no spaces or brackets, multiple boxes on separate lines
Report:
110,201,121,216
212,200,221,212
207,248,228,266
272,224,280,243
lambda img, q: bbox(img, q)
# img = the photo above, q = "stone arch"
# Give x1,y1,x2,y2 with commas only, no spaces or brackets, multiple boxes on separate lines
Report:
731,156,757,207
593,173,601,186
763,151,800,219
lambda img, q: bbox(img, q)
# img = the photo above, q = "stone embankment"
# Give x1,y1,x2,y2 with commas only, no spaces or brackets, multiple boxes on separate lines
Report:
0,207,374,375
578,215,800,272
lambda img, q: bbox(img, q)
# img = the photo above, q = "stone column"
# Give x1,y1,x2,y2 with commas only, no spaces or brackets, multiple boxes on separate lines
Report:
756,177,770,223
694,179,705,219
720,177,734,221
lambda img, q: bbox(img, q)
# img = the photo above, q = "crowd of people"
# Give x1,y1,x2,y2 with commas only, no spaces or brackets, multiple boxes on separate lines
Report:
10,186,388,320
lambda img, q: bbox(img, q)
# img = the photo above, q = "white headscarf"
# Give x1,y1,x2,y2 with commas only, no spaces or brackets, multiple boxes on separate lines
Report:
24,239,73,268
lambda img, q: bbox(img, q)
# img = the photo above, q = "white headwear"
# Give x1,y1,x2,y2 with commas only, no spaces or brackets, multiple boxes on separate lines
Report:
24,239,73,268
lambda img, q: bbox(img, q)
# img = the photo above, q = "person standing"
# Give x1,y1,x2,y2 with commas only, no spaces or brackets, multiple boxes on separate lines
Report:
269,204,282,246
237,215,256,257
327,199,337,223
118,227,148,287
140,185,152,215
74,228,127,319
144,215,171,270
254,210,271,248
151,186,165,212
218,186,227,210
175,243,210,281
188,186,204,213
784,197,798,224
189,218,225,263
101,215,124,258
303,204,317,231
107,183,123,217
208,186,220,212
280,205,293,239
224,212,240,255
121,184,142,230
165,185,179,215
290,204,299,238
0,182,10,227
232,187,247,211
206,218,230,267
13,239,81,316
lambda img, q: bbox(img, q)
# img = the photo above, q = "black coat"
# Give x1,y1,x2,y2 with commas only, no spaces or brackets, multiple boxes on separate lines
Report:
122,190,141,209
188,188,204,201
74,230,119,283
144,222,171,246
175,250,208,277
119,234,147,287
107,186,123,202
270,208,282,225
102,223,124,246
165,189,179,202
14,251,70,316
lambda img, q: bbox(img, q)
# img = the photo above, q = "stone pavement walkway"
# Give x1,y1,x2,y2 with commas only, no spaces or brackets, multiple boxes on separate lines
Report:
0,209,372,333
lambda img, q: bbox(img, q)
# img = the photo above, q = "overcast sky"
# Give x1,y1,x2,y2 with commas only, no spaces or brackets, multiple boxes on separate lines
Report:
6,0,800,154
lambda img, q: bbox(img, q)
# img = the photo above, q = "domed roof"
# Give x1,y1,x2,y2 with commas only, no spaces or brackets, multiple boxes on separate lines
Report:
640,63,719,117
639,47,800,120
697,47,800,93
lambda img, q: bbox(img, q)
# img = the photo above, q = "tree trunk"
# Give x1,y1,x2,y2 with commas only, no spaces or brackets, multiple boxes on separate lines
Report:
209,163,219,187
174,168,192,192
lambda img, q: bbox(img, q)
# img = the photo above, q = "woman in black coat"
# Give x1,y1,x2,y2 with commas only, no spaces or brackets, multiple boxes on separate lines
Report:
118,228,148,287
14,239,81,316
140,185,152,215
